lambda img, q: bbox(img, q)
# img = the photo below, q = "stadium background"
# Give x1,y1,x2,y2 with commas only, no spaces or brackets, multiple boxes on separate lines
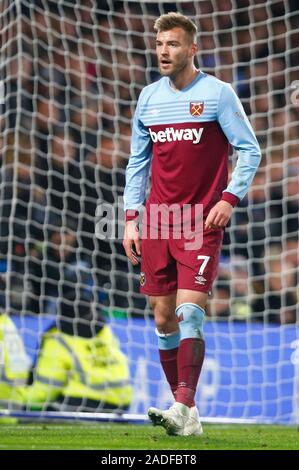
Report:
0,0,298,424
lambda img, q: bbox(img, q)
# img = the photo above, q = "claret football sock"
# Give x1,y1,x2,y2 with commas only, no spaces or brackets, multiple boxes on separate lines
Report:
176,338,205,407
157,328,180,398
159,347,178,398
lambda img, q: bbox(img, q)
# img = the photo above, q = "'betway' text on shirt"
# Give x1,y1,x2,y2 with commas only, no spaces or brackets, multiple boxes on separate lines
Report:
149,127,204,144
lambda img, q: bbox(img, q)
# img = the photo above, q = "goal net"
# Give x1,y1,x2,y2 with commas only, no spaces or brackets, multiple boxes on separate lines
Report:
0,0,298,424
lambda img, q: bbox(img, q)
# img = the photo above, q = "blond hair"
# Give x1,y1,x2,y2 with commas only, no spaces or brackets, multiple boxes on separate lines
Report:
154,12,197,44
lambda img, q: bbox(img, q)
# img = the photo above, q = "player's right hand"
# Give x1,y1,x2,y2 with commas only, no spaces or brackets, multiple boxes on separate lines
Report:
123,220,141,265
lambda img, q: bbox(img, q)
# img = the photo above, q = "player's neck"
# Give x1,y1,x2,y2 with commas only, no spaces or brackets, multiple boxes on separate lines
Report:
169,66,199,91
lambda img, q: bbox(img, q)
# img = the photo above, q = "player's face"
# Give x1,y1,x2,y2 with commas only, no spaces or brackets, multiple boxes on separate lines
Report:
156,28,196,78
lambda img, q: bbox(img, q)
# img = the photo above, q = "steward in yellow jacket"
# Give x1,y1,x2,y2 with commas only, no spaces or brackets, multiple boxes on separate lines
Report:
16,292,132,412
0,313,31,402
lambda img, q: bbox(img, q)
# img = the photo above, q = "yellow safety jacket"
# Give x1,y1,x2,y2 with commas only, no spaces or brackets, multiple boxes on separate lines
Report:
0,313,31,401
17,325,132,409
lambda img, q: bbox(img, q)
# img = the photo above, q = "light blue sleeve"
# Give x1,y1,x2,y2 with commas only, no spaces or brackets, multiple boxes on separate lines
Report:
218,83,261,201
124,91,152,211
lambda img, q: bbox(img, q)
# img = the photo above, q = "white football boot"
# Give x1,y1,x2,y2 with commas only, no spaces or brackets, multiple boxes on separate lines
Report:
148,402,190,435
182,405,203,436
148,403,203,436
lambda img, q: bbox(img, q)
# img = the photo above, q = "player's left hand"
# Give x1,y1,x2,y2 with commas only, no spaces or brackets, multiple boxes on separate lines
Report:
205,200,233,230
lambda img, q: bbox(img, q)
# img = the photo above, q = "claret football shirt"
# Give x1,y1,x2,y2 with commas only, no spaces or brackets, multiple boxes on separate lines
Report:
124,71,261,220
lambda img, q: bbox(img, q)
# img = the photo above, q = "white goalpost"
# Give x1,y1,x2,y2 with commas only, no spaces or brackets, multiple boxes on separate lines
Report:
0,0,298,424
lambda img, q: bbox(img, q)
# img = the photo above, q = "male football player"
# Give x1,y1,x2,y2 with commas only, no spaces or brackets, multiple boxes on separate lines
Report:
123,12,261,435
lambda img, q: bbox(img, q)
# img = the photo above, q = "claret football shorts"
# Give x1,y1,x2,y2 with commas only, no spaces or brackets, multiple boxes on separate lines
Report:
140,228,224,296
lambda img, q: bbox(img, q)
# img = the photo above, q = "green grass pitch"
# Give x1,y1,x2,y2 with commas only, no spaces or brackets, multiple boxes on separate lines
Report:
0,423,298,450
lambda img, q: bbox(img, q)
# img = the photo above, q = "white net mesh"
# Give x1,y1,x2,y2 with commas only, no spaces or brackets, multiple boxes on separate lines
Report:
0,0,298,423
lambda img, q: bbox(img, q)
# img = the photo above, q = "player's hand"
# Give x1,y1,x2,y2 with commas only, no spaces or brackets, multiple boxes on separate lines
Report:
123,220,141,265
205,200,233,230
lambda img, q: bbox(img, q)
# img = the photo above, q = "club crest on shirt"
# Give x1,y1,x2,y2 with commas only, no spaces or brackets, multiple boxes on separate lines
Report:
140,272,146,287
190,101,204,117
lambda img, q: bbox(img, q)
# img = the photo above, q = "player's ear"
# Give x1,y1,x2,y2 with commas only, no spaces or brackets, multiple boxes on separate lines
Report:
191,43,198,56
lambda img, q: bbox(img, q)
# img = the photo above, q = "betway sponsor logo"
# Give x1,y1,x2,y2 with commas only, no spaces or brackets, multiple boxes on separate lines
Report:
149,127,204,144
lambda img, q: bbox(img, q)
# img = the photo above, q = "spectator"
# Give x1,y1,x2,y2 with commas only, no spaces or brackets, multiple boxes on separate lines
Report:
36,125,101,252
0,132,46,248
252,244,297,323
209,256,251,320
208,277,230,318
26,217,90,315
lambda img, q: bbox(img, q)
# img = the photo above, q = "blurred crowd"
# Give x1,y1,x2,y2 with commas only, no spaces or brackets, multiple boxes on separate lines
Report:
0,0,298,324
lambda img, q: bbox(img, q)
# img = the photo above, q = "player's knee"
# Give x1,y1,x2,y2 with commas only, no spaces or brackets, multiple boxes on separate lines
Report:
154,316,167,331
152,304,175,332
150,297,170,313
154,315,176,334
175,303,205,340
155,328,180,350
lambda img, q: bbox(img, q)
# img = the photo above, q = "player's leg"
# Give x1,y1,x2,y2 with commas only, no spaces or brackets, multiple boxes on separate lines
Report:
175,289,207,409
174,228,223,409
139,237,179,401
159,229,223,435
146,290,205,435
149,290,207,436
147,293,180,428
149,293,179,401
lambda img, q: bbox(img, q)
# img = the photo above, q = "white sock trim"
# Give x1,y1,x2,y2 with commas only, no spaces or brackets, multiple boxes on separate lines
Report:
175,303,205,315
155,328,180,338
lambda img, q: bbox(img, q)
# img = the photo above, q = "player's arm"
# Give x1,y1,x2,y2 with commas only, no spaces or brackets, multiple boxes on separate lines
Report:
123,218,141,266
205,83,261,230
123,92,152,264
